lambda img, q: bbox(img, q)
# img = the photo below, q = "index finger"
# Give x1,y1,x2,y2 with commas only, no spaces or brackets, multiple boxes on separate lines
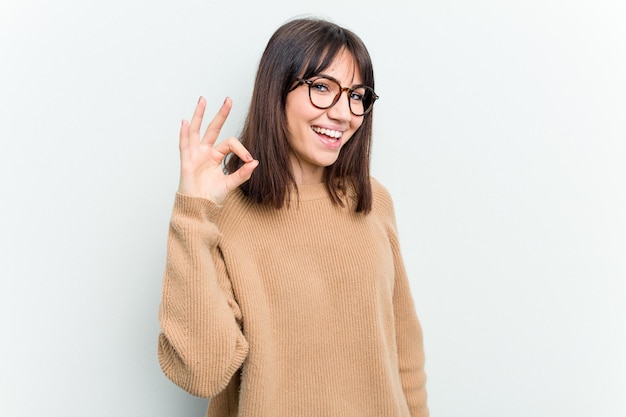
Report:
201,97,233,146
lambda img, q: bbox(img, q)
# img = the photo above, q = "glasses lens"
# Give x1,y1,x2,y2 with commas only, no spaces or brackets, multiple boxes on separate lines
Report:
308,77,340,109
348,86,375,116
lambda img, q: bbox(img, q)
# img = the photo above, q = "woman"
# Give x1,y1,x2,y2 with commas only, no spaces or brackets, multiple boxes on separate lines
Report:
158,17,429,417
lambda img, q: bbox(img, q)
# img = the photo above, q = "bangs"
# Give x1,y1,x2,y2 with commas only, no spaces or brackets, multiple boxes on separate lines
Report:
297,30,371,86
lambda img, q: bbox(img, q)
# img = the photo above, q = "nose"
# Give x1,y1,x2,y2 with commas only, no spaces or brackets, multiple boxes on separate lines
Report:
326,88,353,121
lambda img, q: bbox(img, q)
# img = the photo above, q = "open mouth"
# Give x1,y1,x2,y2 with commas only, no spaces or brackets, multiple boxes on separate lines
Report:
311,126,342,142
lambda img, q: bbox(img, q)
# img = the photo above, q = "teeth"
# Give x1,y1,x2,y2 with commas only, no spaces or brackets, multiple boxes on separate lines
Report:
312,126,342,139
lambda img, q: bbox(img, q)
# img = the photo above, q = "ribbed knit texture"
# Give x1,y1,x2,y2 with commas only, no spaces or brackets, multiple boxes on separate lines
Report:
158,178,428,417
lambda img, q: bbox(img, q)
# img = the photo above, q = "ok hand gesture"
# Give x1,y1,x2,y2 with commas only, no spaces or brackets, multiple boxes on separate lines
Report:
177,97,258,204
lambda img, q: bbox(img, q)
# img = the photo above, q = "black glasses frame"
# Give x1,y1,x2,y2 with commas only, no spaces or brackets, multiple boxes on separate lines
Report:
294,75,379,116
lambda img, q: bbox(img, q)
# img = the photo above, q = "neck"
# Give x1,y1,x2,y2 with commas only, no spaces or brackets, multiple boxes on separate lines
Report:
290,157,325,185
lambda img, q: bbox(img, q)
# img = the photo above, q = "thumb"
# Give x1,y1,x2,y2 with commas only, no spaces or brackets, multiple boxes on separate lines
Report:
225,159,259,191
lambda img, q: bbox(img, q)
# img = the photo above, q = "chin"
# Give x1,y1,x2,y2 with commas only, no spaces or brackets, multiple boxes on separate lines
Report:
317,156,341,168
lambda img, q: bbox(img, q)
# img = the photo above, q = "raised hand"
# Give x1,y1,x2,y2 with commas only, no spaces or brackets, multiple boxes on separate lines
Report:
177,97,259,204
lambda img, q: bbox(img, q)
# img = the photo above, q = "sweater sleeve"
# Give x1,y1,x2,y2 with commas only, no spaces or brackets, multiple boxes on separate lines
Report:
157,193,249,398
390,229,429,417
373,179,429,417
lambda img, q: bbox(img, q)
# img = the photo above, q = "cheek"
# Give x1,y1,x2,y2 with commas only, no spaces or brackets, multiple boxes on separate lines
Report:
286,93,318,124
346,118,364,139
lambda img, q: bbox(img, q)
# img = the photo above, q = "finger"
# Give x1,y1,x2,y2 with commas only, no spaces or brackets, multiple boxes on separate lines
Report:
213,136,254,163
189,96,207,139
201,97,233,146
179,119,190,152
224,159,259,191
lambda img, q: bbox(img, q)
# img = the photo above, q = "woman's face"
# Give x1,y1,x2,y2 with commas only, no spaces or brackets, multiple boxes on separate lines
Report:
285,50,364,184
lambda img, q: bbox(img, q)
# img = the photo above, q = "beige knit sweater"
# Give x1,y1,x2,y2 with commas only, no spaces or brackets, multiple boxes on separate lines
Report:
158,178,428,417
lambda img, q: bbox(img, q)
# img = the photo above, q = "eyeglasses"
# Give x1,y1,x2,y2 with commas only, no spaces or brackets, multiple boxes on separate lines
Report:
293,75,379,116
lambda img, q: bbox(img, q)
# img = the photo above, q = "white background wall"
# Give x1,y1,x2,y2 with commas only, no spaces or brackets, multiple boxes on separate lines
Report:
1,0,625,416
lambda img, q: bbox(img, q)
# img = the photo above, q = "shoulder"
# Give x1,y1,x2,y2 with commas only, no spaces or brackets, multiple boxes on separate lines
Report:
370,177,396,219
370,176,392,200
214,189,258,230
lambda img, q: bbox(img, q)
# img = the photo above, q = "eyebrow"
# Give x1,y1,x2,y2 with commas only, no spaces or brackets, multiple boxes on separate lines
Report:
316,73,365,88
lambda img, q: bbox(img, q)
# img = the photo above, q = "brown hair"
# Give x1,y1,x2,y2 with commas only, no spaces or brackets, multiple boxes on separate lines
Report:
225,17,375,213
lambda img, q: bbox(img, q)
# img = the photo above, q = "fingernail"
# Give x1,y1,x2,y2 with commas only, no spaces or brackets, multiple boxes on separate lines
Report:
198,96,203,103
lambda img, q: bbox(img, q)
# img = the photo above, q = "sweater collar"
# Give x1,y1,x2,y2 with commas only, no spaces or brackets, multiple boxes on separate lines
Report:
290,183,329,201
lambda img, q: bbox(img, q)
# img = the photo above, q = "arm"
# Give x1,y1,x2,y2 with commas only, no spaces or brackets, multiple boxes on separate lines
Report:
390,230,429,416
158,97,258,397
158,194,248,397
373,179,429,416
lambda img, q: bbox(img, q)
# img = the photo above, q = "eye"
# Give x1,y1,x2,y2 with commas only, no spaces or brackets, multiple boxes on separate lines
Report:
311,82,332,93
349,91,364,101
